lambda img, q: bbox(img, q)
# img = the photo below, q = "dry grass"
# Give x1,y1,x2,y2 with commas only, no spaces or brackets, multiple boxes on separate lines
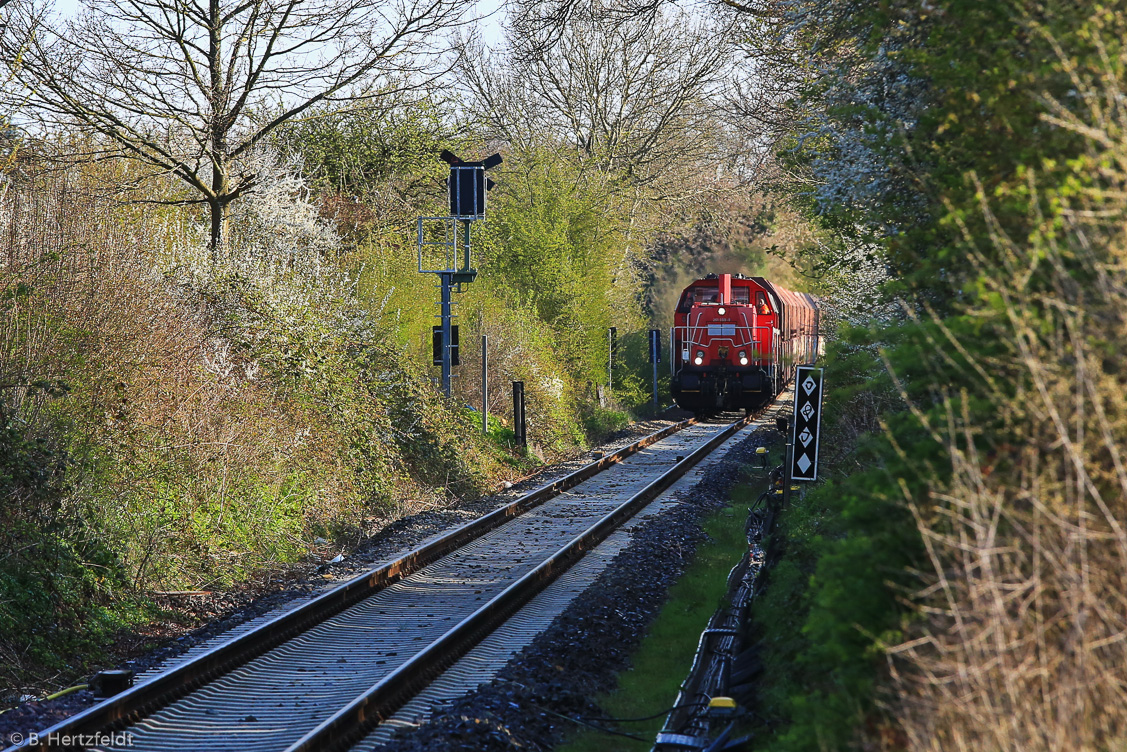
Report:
0,146,522,691
883,24,1127,751
0,155,382,591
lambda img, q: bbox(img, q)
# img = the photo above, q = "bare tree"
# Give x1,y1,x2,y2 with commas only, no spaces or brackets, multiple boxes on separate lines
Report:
1,0,466,251
506,0,781,59
501,0,807,188
462,3,735,200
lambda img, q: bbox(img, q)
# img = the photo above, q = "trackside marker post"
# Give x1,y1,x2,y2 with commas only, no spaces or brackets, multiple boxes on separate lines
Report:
512,381,527,447
608,327,617,391
790,366,824,482
482,334,489,434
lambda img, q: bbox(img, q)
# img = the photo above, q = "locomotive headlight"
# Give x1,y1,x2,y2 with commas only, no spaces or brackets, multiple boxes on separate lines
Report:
694,351,704,366
738,351,748,365
717,307,726,316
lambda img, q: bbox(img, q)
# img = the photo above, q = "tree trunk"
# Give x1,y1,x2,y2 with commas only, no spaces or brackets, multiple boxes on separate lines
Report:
208,198,227,260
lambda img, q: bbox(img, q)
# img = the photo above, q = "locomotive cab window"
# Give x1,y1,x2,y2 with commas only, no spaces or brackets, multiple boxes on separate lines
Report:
755,292,771,314
693,288,719,304
731,288,750,304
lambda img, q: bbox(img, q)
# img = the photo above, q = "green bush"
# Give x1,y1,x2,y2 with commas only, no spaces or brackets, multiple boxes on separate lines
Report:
580,405,631,440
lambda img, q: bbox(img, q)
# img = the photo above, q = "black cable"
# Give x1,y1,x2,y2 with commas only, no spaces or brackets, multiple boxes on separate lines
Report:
490,679,711,736
584,701,712,724
525,701,648,741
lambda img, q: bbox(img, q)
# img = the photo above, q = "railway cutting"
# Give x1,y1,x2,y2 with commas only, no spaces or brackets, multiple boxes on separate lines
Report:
6,411,769,752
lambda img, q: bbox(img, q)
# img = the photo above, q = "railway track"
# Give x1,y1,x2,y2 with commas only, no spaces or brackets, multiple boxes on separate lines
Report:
10,412,763,752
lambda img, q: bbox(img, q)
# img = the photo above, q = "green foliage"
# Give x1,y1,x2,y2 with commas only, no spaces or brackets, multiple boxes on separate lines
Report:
0,64,714,696
563,489,758,752
461,408,532,464
189,262,503,512
784,0,1103,299
744,295,1026,749
0,414,154,690
479,149,633,386
0,152,525,692
344,140,655,450
276,101,459,199
580,405,630,438
273,99,469,245
756,2,1127,748
747,333,929,749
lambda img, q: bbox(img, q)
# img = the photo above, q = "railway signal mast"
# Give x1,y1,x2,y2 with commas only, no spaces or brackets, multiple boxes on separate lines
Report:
419,149,503,397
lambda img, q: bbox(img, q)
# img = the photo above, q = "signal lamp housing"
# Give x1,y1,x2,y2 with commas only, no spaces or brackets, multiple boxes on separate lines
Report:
441,150,504,218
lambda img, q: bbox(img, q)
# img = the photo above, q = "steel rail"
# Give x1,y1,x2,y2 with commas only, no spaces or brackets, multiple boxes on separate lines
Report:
286,412,755,752
9,418,696,752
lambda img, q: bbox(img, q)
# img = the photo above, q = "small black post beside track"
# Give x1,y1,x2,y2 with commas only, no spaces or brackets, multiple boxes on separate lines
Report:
285,413,755,752
5,419,696,752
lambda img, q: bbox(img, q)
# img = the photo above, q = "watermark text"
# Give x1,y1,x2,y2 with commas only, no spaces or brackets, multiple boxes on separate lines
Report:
7,731,135,747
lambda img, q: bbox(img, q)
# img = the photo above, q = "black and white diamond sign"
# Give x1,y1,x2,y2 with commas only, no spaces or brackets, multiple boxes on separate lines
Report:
790,366,824,481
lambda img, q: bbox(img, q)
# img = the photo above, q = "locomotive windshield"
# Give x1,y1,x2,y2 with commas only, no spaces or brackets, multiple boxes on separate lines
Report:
676,285,753,310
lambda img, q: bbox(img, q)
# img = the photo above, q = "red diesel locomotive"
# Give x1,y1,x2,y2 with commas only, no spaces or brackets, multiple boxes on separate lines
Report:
670,273,819,413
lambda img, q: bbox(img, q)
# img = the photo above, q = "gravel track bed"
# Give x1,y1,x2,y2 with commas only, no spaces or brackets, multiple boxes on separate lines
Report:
0,414,686,744
379,430,767,752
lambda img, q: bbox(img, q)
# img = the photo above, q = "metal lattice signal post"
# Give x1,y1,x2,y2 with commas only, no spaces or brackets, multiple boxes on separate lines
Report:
440,271,454,393
418,151,502,397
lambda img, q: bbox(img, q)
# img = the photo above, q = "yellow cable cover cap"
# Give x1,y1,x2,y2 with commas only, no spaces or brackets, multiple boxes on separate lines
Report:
709,697,738,709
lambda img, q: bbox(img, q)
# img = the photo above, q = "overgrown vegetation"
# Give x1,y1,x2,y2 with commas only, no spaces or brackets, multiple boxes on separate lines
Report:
737,1,1127,750
16,1,1115,748
0,157,518,693
0,0,786,701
